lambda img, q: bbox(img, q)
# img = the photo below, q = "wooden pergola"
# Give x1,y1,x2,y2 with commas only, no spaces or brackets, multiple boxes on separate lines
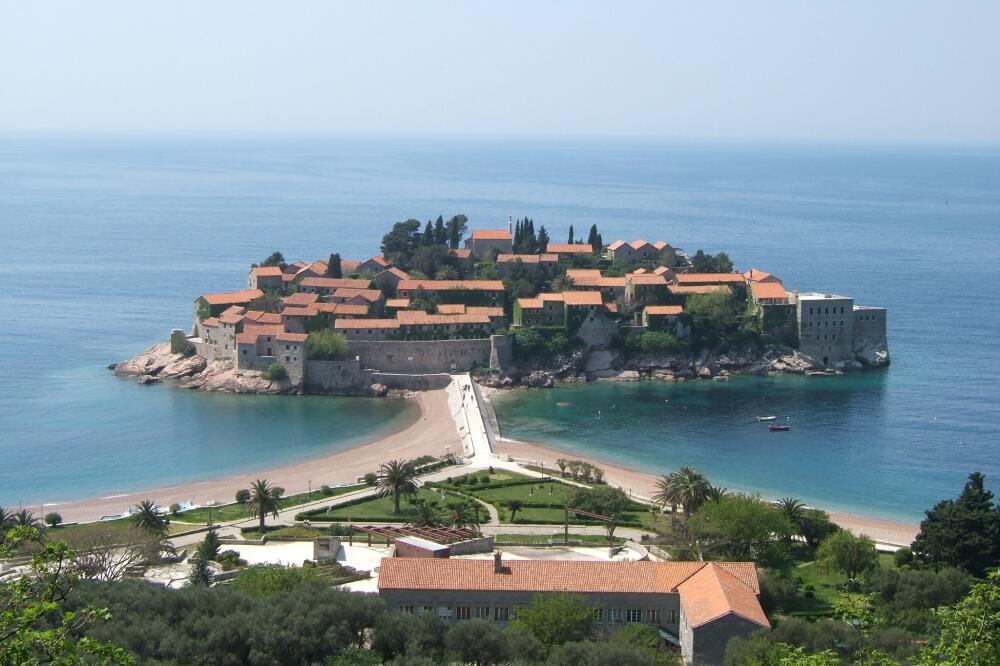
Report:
347,524,481,546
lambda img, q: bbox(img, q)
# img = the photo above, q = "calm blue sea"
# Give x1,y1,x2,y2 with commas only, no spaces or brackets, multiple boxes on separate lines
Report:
1,136,998,519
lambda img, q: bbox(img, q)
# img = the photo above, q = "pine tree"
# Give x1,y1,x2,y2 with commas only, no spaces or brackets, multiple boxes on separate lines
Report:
422,220,435,246
513,219,522,253
198,529,222,560
433,215,446,245
567,225,575,245
537,225,550,252
325,253,343,278
188,551,213,587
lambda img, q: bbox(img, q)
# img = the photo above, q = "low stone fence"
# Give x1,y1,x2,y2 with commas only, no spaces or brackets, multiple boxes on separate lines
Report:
448,535,495,555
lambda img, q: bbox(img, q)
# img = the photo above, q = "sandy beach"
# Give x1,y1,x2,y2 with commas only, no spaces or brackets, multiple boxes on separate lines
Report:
47,390,461,524
495,436,919,547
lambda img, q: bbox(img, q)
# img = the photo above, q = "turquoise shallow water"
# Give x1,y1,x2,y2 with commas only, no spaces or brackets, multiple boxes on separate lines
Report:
1,136,998,515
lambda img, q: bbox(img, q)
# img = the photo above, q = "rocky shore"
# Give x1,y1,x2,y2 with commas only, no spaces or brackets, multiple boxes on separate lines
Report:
479,341,888,390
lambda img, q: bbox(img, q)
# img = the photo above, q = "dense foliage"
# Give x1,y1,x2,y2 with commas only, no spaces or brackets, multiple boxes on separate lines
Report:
306,330,350,360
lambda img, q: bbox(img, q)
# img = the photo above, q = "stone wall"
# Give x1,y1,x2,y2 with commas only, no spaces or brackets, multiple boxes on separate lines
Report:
371,372,452,391
447,535,496,555
305,359,373,393
347,337,511,374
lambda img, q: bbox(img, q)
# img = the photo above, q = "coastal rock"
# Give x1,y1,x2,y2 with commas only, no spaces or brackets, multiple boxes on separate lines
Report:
114,342,203,379
370,383,389,397
106,363,117,371
523,371,555,389
584,350,619,374
136,374,162,385
477,374,515,389
196,360,298,394
160,354,207,379
696,366,713,378
611,370,641,382
854,338,891,368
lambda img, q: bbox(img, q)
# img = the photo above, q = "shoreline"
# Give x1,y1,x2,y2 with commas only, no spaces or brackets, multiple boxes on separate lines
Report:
42,390,461,524
493,434,918,547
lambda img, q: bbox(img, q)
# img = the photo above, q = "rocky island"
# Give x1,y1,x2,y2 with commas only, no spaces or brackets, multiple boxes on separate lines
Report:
114,216,889,394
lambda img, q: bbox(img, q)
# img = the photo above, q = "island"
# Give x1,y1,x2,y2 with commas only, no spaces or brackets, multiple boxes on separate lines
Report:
113,215,889,395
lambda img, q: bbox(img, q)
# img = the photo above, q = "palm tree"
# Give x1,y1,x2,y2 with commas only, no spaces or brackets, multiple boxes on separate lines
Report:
406,501,443,528
12,508,44,530
0,506,14,530
777,497,807,540
243,479,283,533
506,500,523,523
446,499,481,530
375,459,419,514
131,500,168,536
550,275,574,292
706,485,730,502
651,467,712,515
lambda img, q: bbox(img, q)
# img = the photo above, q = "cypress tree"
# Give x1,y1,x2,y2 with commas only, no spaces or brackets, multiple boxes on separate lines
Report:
587,224,598,247
537,225,550,252
325,253,343,278
422,220,435,246
567,225,575,245
433,215,446,245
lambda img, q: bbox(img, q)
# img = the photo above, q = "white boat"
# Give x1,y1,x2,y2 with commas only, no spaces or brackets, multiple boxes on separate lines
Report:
755,416,777,422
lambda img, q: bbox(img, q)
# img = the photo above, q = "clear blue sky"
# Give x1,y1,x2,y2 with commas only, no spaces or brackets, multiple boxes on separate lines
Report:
2,1,998,143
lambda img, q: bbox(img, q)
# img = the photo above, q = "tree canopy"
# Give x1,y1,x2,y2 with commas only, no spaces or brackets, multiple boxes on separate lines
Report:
817,529,879,580
306,329,349,360
509,593,595,646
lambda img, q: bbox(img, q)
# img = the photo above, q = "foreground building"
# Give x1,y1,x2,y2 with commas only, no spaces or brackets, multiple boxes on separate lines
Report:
794,292,887,367
378,555,769,666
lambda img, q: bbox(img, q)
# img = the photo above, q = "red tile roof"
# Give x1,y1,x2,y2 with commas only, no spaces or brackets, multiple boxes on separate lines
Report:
675,273,746,284
397,311,492,326
645,305,684,316
314,302,369,316
397,279,505,292
517,297,544,309
467,306,504,318
300,277,373,289
608,240,627,250
200,289,264,306
378,559,760,598
281,306,319,317
364,255,390,267
200,317,220,327
244,310,282,324
436,304,467,314
332,288,382,302
334,319,401,330
250,266,283,277
546,243,593,254
628,274,669,285
450,248,472,259
235,323,285,344
566,269,602,280
385,298,411,308
669,285,731,295
750,282,789,301
471,229,512,240
539,293,566,302
497,253,559,264
743,268,781,283
563,291,603,306
678,563,769,629
281,292,320,307
276,332,308,343
377,267,411,280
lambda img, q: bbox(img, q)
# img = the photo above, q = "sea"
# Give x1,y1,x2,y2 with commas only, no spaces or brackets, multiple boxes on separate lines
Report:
1,135,997,521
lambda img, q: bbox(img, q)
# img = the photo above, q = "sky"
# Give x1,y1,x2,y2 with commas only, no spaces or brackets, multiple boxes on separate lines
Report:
1,1,998,143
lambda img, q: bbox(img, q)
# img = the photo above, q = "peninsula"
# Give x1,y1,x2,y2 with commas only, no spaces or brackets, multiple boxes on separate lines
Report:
114,215,889,394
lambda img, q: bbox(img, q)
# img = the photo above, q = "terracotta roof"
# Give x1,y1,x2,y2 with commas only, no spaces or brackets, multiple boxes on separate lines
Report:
218,309,246,325
385,298,411,308
397,311,491,326
450,248,472,259
200,317,220,327
750,282,789,301
471,229,512,240
669,285,731,295
276,332,308,343
628,274,669,285
377,267,411,280
296,260,329,277
653,266,673,276
363,255,390,268
629,268,648,275
566,269,602,280
287,261,307,273
675,273,746,285
300,277,373,289
281,292,320,307
341,259,361,272
244,310,282,324
653,241,673,250
496,254,559,264
517,298,544,309
677,563,769,629
397,279,505,292
573,276,627,288
282,273,296,282
250,266,283,277
546,243,593,254
378,559,760,598
436,304,467,314
467,306,505,318
281,306,319,317
332,288,382,302
629,239,651,249
334,319,401,330
199,289,264,306
743,268,781,283
539,293,566,302
608,240,627,250
314,303,369,316
645,305,684,316
563,291,603,306
235,323,285,344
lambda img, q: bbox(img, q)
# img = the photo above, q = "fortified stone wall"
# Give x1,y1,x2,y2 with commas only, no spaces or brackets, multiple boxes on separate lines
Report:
305,359,373,393
347,337,511,374
370,373,452,391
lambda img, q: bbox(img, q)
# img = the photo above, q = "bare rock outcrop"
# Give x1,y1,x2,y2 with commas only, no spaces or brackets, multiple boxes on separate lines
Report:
188,359,297,395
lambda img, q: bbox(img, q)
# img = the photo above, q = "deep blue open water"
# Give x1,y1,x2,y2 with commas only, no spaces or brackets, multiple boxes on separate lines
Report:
1,136,997,519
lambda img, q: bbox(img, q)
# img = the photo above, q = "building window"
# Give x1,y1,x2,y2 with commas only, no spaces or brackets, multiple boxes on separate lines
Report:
284,345,290,351
646,609,660,624
494,607,510,622
437,606,452,620
400,605,414,614
625,609,642,623
456,607,471,620
476,607,490,619
609,609,624,624
669,610,677,624
593,608,603,623
284,356,289,362
417,606,432,616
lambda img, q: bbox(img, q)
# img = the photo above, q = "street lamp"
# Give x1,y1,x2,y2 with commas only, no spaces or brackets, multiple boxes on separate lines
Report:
308,480,312,502
206,500,217,527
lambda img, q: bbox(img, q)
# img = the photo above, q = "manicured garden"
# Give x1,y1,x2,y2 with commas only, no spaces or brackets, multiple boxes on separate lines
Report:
174,483,365,525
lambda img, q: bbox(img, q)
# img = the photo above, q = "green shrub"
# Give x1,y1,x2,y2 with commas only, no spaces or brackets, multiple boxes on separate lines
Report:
894,546,914,568
306,329,349,360
236,489,251,503
321,484,333,496
263,363,288,381
44,512,63,527
364,473,377,486
169,503,181,515
216,549,247,572
639,331,682,354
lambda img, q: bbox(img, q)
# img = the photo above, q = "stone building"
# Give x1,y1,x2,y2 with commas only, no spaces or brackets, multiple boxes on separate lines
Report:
395,280,506,306
377,556,768,666
495,253,559,277
795,292,854,366
299,277,373,297
513,293,566,327
247,266,284,291
625,273,670,309
642,305,687,337
465,229,513,257
545,243,595,259
608,239,677,266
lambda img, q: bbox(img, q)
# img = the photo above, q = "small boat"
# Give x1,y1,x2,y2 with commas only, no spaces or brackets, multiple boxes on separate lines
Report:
756,416,777,422
769,424,791,432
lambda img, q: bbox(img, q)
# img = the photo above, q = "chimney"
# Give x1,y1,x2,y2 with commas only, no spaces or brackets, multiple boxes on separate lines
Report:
493,550,503,574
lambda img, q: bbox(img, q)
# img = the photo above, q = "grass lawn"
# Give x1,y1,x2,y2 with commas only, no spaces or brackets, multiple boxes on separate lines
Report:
783,548,899,618
173,484,366,525
312,487,460,523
